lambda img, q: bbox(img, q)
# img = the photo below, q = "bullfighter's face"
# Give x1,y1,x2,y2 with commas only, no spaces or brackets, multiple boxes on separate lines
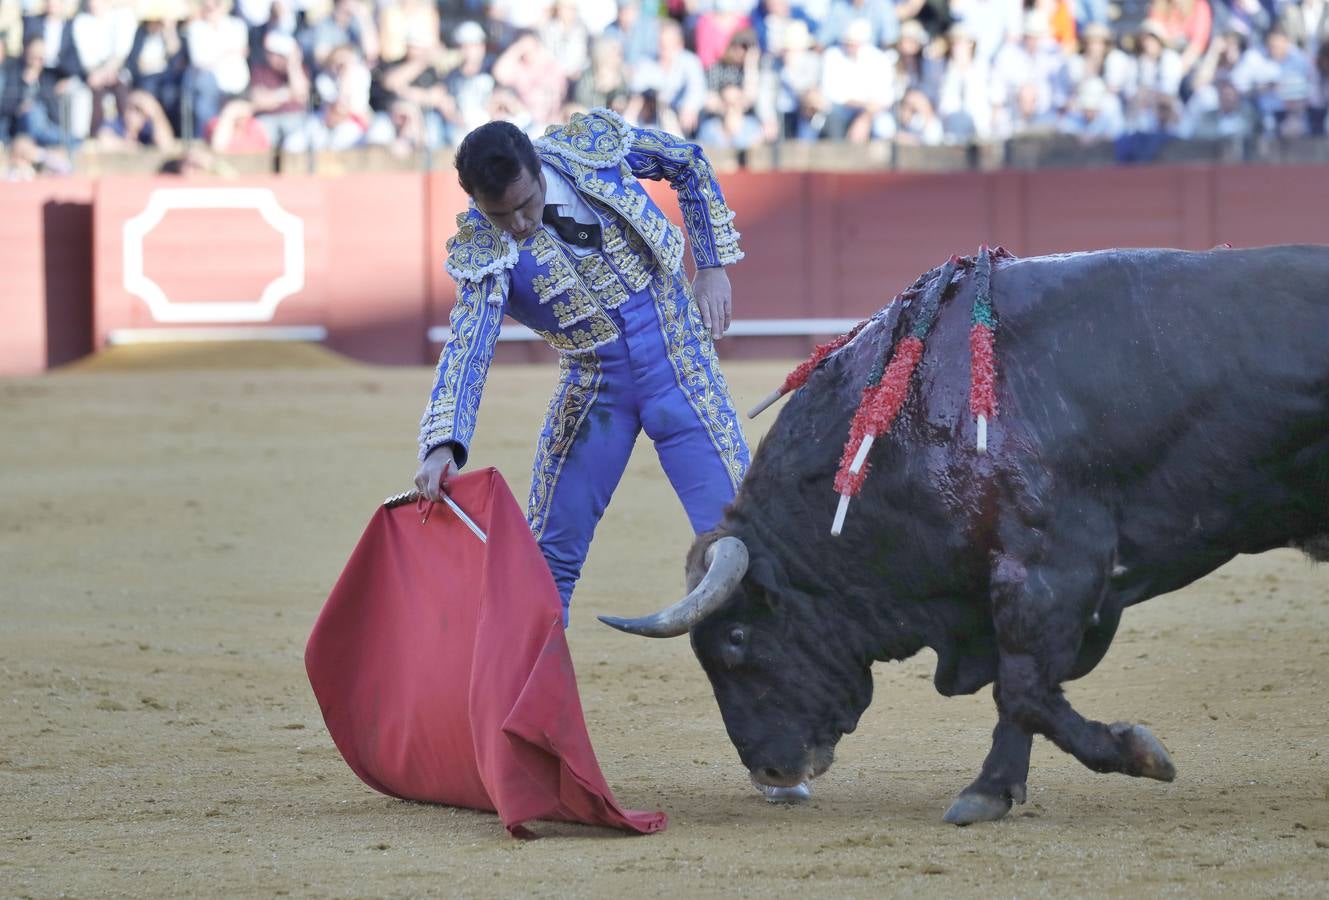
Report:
688,554,874,790
475,166,546,241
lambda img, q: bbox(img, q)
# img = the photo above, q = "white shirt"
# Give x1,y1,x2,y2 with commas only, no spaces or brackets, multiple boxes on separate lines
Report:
820,44,897,108
185,15,250,96
541,163,600,258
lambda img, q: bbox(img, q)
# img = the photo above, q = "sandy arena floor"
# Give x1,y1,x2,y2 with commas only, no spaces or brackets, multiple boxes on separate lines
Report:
2,345,1328,898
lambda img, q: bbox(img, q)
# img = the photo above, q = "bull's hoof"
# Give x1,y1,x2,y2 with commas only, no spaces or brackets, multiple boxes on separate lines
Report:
1110,721,1176,781
942,791,1013,826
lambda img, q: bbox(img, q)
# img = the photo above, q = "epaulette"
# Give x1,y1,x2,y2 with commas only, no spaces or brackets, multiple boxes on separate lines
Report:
535,107,635,170
444,209,519,284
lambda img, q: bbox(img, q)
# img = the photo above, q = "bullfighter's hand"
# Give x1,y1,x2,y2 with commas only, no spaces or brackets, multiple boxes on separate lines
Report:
692,266,732,341
413,444,457,503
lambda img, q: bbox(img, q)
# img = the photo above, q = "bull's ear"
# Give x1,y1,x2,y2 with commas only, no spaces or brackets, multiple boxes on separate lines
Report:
748,556,785,614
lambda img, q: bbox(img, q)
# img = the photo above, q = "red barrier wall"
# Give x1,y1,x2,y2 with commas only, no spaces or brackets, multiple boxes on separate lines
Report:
0,179,95,376
92,173,428,364
3,163,1327,377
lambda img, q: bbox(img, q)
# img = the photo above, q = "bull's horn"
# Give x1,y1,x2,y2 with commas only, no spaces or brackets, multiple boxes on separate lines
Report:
598,536,749,638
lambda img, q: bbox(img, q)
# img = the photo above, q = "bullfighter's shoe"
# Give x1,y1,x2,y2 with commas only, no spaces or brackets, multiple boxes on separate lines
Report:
755,780,812,804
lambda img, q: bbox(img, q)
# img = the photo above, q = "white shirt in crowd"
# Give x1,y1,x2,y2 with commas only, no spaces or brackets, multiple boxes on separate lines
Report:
820,42,896,109
186,13,251,96
936,58,992,139
72,6,137,74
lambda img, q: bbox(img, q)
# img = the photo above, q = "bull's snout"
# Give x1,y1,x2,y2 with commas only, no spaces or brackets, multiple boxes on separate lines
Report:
750,764,808,789
745,745,834,788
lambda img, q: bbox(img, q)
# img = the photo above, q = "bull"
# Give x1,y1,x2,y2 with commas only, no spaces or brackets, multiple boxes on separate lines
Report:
601,244,1329,825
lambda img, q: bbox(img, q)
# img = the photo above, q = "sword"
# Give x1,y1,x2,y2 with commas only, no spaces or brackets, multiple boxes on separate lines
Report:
382,490,488,544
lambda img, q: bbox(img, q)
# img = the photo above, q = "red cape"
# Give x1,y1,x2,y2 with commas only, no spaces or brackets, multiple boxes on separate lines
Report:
305,467,667,837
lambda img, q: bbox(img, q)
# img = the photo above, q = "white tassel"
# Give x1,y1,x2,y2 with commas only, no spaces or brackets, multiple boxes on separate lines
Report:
831,493,851,536
976,415,988,454
848,434,874,474
747,388,784,419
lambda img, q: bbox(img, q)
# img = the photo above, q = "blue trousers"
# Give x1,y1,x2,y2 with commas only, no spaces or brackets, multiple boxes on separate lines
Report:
526,273,750,623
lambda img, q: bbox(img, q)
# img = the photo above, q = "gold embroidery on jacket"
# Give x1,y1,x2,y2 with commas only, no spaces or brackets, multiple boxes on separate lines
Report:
527,354,603,540
650,269,747,490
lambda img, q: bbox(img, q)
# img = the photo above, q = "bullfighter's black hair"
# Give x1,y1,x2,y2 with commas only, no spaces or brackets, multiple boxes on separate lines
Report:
454,121,541,202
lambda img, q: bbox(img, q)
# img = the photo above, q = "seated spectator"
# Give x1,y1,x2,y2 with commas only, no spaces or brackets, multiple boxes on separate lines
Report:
125,0,187,131
22,0,90,136
1272,74,1322,138
697,81,764,150
603,0,658,72
184,0,250,138
491,30,565,134
485,82,534,133
243,28,307,146
768,17,823,138
996,80,1060,137
1132,20,1185,101
0,3,22,59
753,0,814,55
895,85,943,143
1312,42,1329,134
1186,74,1258,137
284,47,371,151
22,0,82,81
1,35,69,146
936,23,991,140
1074,0,1111,28
376,0,437,65
571,34,632,114
233,0,295,32
817,0,900,50
6,133,72,177
949,0,1022,67
705,28,760,118
891,18,941,104
442,20,493,143
574,0,617,33
1189,27,1263,95
486,0,547,33
693,1,753,70
1278,0,1328,59
818,17,897,142
630,17,707,136
990,11,1072,120
1124,85,1185,134
95,86,175,147
540,0,589,84
301,0,378,69
364,94,429,155
1212,0,1271,44
1115,92,1185,161
1058,76,1125,140
0,40,8,142
205,95,272,150
1146,0,1212,76
73,0,136,137
1028,0,1077,51
1068,23,1136,103
371,26,451,148
1247,25,1313,128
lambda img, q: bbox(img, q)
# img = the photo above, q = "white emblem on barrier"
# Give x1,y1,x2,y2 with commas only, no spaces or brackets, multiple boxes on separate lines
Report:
122,188,305,323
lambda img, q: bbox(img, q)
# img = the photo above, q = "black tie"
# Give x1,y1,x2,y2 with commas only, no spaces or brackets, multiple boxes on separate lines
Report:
542,205,601,249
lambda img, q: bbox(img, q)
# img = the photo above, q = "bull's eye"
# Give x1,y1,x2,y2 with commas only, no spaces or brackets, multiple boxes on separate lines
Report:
719,625,748,668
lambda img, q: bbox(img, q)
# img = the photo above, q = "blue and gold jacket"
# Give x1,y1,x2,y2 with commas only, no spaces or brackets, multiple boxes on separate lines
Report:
419,108,745,462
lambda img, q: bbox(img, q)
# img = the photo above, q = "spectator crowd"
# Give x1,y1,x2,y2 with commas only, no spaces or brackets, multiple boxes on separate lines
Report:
1,0,1327,177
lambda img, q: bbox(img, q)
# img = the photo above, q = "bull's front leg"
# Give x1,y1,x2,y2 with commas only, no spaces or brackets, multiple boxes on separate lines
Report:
970,549,1175,820
942,708,1032,825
